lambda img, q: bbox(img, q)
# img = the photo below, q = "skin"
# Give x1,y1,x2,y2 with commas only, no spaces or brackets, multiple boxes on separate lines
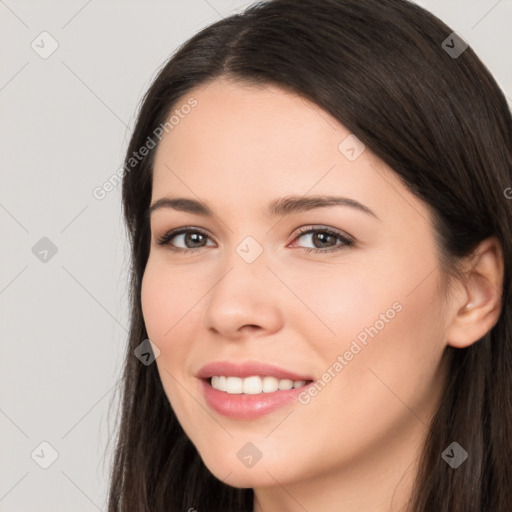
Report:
141,77,504,512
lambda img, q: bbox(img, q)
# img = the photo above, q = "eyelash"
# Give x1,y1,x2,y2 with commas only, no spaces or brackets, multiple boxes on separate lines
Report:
156,226,355,254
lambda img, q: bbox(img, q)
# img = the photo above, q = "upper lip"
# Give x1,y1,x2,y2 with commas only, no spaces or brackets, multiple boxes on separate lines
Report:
197,361,313,381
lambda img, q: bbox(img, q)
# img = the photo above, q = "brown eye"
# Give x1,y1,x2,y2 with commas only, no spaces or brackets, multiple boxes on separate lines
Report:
291,226,354,253
157,228,215,252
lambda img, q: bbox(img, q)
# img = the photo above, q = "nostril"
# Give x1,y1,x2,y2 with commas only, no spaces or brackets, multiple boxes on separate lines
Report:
241,324,262,332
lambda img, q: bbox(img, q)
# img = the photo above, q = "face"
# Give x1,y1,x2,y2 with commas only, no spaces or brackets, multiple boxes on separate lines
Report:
141,77,451,490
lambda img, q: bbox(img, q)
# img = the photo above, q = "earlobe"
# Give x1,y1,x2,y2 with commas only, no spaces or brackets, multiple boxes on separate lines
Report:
446,236,504,349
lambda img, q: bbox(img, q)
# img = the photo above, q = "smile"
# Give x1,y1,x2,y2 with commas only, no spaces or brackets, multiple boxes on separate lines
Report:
201,376,314,420
210,375,309,394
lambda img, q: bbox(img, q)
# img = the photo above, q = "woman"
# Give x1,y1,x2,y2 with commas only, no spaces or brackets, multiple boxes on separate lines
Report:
108,0,512,510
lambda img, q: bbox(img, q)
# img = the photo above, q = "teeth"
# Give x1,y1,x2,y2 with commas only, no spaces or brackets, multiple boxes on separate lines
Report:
278,379,294,390
210,375,308,394
262,376,279,393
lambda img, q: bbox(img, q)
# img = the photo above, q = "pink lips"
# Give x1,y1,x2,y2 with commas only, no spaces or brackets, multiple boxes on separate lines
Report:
197,360,313,381
197,360,314,420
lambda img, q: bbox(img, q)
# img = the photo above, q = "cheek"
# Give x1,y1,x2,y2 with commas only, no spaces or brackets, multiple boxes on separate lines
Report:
288,276,447,475
141,259,200,341
140,261,200,416
283,262,383,343
322,266,447,421
298,247,447,414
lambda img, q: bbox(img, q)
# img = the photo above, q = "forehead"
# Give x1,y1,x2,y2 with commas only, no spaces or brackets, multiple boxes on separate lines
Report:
155,79,359,191
151,78,432,234
155,78,347,167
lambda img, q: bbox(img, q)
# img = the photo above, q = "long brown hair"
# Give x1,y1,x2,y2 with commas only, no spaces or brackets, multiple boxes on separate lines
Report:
108,0,512,510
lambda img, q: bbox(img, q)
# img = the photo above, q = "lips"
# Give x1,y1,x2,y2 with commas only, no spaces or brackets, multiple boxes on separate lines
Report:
196,360,313,382
197,360,315,419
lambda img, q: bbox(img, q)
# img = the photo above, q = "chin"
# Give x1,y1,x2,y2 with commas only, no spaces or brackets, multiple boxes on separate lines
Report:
207,463,276,489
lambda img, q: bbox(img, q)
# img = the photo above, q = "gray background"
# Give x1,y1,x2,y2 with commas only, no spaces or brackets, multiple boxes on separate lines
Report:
1,0,511,510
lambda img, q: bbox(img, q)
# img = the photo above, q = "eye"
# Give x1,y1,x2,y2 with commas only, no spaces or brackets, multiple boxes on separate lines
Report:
156,225,355,255
289,226,355,253
156,227,215,253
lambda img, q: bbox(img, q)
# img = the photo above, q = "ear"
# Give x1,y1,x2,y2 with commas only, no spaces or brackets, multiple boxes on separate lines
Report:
446,236,504,349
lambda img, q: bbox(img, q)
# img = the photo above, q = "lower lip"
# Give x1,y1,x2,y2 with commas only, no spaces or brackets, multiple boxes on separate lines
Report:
200,379,311,420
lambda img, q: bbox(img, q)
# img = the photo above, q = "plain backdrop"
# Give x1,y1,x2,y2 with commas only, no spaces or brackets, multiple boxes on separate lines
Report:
1,0,511,510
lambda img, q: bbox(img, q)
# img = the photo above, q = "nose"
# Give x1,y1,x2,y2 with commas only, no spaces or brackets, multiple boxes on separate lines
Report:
202,251,284,340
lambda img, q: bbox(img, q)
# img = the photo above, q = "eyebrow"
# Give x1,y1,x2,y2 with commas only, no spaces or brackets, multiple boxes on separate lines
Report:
147,195,379,221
